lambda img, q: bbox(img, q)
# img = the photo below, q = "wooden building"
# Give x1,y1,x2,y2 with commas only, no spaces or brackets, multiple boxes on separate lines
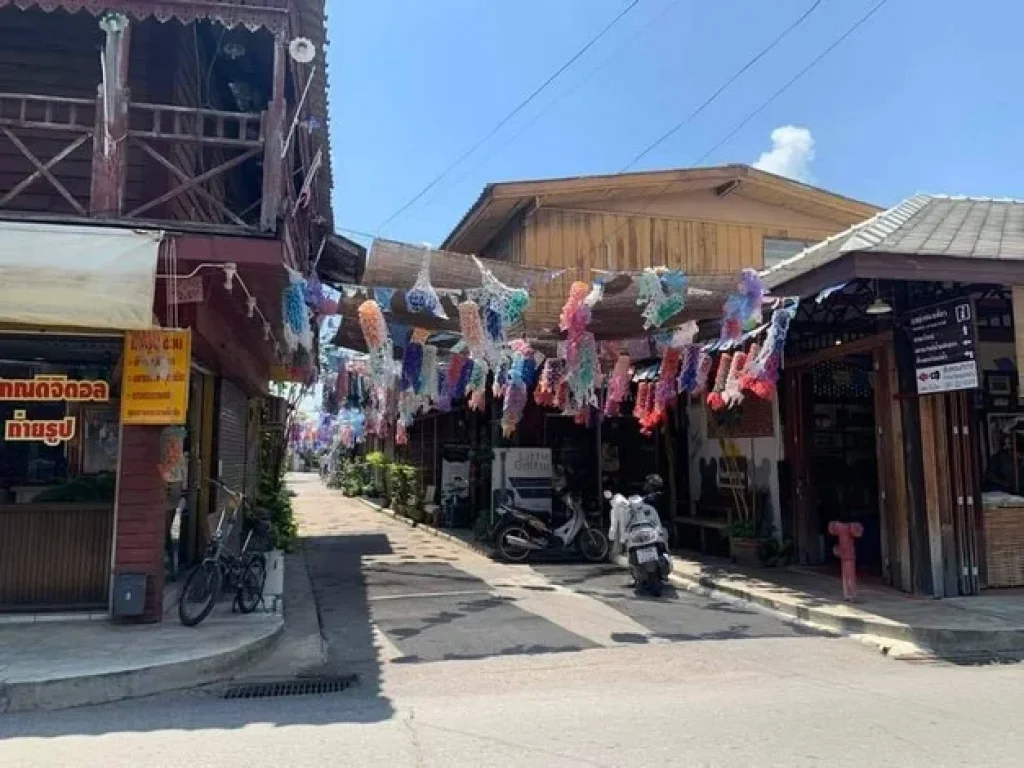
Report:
442,165,878,327
0,0,357,620
767,194,1024,598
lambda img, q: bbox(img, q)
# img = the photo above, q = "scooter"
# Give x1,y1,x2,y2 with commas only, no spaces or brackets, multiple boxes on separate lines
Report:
495,484,609,563
607,476,672,596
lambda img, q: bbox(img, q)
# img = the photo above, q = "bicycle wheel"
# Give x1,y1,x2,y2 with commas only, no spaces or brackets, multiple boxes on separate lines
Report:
178,561,222,627
235,561,264,614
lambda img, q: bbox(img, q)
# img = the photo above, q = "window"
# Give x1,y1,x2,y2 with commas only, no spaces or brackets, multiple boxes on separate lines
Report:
763,237,816,269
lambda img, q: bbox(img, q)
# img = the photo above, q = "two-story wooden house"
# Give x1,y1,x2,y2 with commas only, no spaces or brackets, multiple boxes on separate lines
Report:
0,0,359,620
437,165,878,528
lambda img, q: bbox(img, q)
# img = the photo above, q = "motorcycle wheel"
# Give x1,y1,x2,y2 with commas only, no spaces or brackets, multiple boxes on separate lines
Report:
579,528,609,563
497,526,532,562
646,572,663,598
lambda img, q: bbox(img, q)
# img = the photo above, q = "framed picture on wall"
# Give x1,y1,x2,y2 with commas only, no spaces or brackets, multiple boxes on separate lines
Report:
80,406,119,475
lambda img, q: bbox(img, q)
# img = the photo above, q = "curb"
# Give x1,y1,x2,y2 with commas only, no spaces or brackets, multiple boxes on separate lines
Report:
614,554,1024,660
0,618,283,714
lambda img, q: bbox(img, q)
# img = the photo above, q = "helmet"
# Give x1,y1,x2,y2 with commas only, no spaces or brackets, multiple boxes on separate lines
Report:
644,474,664,492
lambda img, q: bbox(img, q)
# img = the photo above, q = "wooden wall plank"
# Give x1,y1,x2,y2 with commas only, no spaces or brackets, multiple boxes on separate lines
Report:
919,396,947,597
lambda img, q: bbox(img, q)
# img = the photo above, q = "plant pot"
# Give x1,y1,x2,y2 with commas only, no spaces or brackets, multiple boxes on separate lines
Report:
730,536,760,567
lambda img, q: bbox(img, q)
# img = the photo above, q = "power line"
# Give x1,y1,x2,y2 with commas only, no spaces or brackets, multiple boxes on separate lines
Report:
694,0,891,165
376,0,641,234
622,0,822,171
565,0,892,276
412,0,687,218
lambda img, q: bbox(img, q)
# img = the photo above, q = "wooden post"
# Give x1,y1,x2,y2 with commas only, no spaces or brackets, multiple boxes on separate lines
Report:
90,21,131,216
260,34,287,232
893,283,936,595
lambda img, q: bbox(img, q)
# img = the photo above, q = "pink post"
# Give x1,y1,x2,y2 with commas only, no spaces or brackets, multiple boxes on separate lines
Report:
828,521,864,601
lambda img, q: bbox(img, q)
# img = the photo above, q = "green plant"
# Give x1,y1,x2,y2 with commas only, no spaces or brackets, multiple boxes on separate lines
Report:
257,431,297,552
729,518,758,539
365,451,389,498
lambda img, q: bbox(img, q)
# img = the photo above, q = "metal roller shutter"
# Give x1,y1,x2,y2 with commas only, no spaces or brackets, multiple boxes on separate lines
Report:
216,379,248,511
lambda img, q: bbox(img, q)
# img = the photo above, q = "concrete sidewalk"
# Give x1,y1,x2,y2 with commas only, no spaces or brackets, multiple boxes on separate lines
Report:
648,553,1024,660
0,605,282,714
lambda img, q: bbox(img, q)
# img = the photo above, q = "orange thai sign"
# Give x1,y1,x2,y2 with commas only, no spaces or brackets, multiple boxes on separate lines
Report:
0,375,109,402
4,409,76,446
121,330,192,426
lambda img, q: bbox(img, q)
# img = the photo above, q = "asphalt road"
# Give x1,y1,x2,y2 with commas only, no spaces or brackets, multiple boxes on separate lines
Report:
2,478,1023,766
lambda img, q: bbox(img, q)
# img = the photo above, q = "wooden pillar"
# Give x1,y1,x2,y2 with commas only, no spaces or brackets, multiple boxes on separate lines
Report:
90,20,131,217
1013,287,1024,402
260,34,287,232
113,425,165,622
893,283,936,595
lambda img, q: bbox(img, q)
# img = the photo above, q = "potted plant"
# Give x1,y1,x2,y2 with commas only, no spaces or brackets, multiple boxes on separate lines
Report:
729,518,761,566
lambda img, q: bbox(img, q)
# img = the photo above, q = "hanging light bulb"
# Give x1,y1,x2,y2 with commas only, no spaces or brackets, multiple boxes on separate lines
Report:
866,279,892,315
246,296,257,318
288,37,316,64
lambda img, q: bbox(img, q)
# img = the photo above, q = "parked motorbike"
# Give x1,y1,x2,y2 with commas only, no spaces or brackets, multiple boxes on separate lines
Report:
607,475,672,596
495,484,609,563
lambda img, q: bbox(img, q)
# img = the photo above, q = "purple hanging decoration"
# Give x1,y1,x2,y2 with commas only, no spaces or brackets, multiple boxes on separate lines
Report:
400,342,424,392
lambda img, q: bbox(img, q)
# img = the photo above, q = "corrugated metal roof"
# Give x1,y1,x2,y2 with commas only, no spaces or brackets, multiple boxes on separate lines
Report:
763,195,1024,291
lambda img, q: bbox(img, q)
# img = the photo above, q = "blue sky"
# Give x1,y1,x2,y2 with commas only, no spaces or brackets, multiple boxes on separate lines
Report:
329,0,1024,248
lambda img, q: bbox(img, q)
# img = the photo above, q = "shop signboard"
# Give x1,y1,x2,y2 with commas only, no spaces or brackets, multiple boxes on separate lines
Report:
1,374,110,446
908,298,980,395
441,444,471,503
491,447,552,518
121,329,192,425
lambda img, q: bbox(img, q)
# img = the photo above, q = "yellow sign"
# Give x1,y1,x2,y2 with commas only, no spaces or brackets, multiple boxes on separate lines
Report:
121,330,191,425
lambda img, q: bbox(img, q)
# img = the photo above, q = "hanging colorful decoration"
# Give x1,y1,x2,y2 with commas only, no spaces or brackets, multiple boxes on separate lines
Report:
396,390,416,446
559,281,592,335
603,355,632,417
566,331,600,413
742,304,794,400
418,344,439,399
706,352,732,411
720,268,767,342
655,347,682,410
458,300,487,361
721,350,749,408
400,342,424,393
405,249,448,319
636,268,688,330
676,344,699,395
282,267,312,353
634,381,652,422
535,358,566,407
500,350,529,437
466,359,489,411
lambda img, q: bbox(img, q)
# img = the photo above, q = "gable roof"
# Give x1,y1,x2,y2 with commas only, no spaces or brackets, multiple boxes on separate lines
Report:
763,195,1024,294
442,164,878,254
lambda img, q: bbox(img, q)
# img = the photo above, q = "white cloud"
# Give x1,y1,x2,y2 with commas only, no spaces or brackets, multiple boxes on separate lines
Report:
753,125,815,183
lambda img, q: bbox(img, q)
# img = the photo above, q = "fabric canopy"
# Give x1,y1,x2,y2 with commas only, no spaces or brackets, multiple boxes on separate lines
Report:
0,221,161,331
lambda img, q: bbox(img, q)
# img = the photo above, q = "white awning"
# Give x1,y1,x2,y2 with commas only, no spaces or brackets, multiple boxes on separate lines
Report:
0,221,161,331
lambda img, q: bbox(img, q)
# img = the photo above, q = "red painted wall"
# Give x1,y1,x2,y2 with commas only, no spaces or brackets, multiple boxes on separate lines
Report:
113,425,166,622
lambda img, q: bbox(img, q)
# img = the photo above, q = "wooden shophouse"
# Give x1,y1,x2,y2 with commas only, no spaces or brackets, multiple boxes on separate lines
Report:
765,194,1024,597
0,0,358,620
423,166,879,524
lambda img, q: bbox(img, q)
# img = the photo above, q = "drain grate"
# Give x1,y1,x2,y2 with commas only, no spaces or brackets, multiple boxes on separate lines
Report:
221,675,358,700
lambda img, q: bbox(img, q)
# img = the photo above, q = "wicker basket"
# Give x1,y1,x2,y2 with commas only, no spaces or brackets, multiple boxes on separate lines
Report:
984,506,1024,588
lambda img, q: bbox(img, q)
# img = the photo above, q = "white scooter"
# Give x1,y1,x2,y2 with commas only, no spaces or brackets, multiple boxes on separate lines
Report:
607,479,672,596
495,484,609,563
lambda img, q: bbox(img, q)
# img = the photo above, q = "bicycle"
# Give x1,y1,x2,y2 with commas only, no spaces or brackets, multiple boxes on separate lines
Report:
178,479,267,627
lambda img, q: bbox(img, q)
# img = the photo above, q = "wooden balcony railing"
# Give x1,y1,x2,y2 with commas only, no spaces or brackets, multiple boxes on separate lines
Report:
0,91,273,231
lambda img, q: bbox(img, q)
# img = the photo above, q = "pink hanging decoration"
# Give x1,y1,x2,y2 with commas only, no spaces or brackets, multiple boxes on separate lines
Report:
693,350,714,395
721,351,748,407
706,353,732,411
501,380,527,437
535,359,565,407
559,281,592,334
634,381,652,421
358,299,388,351
737,343,762,392
655,347,682,409
745,304,793,400
458,300,487,360
603,355,631,417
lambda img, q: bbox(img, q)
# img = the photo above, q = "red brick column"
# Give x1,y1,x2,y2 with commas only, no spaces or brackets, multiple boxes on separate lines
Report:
113,425,165,622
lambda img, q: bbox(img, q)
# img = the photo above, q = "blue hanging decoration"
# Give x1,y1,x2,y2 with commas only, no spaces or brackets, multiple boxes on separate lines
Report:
484,305,503,342
374,287,396,312
282,268,312,352
400,342,424,392
405,249,448,319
